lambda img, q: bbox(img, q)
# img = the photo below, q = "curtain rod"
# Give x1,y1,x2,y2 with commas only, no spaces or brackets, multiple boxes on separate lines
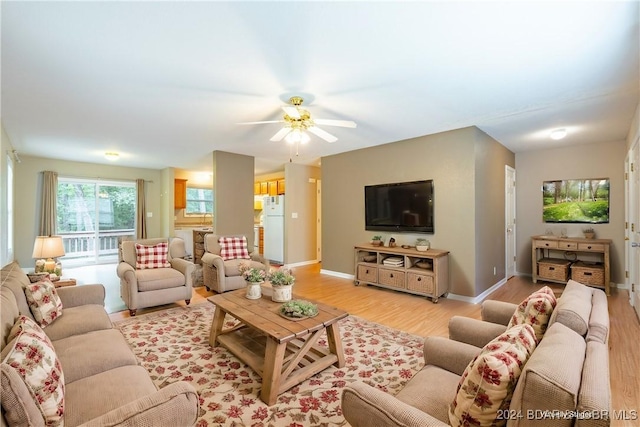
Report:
56,174,154,183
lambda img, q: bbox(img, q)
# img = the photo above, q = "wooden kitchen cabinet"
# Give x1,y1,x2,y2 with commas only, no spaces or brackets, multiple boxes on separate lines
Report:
260,182,268,195
174,179,187,209
254,182,261,195
277,179,285,194
268,180,278,196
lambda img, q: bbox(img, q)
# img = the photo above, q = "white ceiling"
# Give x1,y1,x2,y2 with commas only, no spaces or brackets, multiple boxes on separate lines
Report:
2,1,638,175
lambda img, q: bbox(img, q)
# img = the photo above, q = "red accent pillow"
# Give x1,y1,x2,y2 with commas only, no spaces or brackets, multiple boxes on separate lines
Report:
135,242,171,269
219,236,250,261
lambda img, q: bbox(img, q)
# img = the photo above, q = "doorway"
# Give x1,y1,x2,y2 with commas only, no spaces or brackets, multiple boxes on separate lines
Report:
505,166,517,279
316,179,322,262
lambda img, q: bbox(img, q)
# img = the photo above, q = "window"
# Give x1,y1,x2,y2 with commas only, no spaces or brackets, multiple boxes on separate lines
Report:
186,187,213,215
57,178,136,264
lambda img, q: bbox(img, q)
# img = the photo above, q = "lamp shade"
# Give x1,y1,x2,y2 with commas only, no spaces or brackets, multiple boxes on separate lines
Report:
32,236,65,259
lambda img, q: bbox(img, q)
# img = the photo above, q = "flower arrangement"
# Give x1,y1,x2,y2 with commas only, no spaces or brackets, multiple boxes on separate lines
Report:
280,300,318,318
269,267,295,287
238,263,267,283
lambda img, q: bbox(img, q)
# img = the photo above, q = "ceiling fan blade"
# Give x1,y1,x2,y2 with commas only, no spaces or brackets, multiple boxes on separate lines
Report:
313,119,357,128
237,120,284,125
282,106,300,119
307,126,338,143
270,127,291,142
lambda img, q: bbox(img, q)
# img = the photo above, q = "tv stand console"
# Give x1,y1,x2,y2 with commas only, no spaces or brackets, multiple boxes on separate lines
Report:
354,244,449,303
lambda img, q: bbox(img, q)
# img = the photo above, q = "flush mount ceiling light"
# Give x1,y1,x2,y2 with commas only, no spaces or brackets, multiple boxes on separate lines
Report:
549,128,567,140
104,152,119,161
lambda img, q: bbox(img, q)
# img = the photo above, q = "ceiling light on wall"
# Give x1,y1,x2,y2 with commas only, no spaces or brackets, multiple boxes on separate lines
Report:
549,128,567,140
104,152,119,161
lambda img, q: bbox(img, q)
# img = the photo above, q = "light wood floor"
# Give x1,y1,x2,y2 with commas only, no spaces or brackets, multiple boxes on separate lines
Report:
109,264,640,426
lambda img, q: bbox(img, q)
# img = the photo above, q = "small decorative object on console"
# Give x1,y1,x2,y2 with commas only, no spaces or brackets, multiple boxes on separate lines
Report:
371,235,383,246
583,227,595,239
415,238,430,251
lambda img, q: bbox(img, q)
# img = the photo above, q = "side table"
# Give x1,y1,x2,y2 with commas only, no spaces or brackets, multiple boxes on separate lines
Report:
54,278,76,288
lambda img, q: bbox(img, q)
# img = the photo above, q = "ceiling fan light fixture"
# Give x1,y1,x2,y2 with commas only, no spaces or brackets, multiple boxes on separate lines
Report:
549,128,567,140
285,129,309,145
104,152,119,161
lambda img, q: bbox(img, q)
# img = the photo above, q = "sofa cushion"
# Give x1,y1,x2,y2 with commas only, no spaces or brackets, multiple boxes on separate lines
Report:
135,241,171,269
1,286,20,350
25,279,64,327
2,315,65,426
43,304,113,342
507,285,556,342
64,365,157,427
53,328,139,384
396,364,461,424
219,236,250,261
1,361,45,426
1,261,36,322
586,289,609,343
549,279,592,337
576,340,611,427
449,324,537,427
510,322,586,427
135,267,185,292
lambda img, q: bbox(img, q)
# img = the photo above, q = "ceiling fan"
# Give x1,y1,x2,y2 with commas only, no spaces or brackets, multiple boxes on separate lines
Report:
239,96,357,144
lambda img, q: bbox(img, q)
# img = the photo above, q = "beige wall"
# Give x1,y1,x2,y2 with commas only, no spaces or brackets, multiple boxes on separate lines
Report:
212,151,255,245
13,155,164,265
515,140,626,284
474,129,516,293
322,126,514,297
284,163,321,264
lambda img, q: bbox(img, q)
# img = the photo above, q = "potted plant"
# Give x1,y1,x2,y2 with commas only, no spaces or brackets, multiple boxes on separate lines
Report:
371,235,383,247
238,263,267,300
269,267,295,302
583,227,595,239
415,238,430,251
280,299,319,319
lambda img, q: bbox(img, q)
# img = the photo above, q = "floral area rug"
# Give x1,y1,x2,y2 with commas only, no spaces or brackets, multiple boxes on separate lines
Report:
113,303,425,427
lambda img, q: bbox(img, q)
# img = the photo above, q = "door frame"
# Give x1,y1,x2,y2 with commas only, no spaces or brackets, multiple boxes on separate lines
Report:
505,166,517,280
626,136,639,319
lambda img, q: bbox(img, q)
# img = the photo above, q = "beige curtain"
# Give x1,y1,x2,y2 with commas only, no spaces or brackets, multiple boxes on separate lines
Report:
39,171,58,236
136,179,147,239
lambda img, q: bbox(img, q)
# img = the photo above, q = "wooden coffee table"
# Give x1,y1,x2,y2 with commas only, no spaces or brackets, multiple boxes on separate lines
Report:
207,289,348,405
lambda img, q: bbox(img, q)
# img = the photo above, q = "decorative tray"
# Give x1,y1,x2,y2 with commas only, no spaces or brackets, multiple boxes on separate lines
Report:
278,312,319,322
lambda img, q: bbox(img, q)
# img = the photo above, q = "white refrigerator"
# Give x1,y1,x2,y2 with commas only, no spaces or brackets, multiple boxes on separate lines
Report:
263,195,284,264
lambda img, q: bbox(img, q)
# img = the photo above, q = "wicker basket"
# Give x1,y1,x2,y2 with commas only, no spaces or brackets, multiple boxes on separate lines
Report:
378,269,405,289
538,258,571,281
571,261,604,286
357,265,378,282
407,272,434,294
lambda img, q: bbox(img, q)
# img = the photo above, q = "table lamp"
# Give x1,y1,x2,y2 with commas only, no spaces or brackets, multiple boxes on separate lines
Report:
32,236,65,274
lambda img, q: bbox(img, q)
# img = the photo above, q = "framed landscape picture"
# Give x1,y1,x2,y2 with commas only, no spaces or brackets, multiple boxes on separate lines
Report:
542,178,610,223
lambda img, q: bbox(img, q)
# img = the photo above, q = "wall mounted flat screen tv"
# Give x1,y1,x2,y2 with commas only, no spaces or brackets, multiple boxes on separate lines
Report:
365,180,434,233
542,178,610,223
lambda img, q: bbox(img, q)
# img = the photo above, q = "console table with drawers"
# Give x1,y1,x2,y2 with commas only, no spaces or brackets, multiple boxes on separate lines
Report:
531,235,611,295
354,244,449,303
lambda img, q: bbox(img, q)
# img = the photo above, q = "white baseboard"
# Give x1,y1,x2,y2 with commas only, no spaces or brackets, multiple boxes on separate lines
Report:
320,269,355,280
285,260,319,269
446,278,508,304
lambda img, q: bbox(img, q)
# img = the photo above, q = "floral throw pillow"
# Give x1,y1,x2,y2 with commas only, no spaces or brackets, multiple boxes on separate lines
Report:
4,315,65,426
24,280,63,327
135,242,171,269
507,286,557,342
219,236,250,261
449,324,537,427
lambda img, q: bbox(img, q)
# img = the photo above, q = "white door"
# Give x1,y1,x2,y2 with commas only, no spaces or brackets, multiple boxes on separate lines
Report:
505,166,517,279
627,137,640,319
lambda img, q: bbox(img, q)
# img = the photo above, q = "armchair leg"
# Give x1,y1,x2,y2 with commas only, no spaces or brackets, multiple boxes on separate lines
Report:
129,309,137,316
185,299,191,306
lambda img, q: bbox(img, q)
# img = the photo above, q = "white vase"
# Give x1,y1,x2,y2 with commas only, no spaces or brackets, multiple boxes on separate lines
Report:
271,285,293,302
245,281,263,300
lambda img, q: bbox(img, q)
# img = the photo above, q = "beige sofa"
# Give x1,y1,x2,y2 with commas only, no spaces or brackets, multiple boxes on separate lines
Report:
117,237,195,316
201,234,268,293
342,280,611,427
1,261,199,426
